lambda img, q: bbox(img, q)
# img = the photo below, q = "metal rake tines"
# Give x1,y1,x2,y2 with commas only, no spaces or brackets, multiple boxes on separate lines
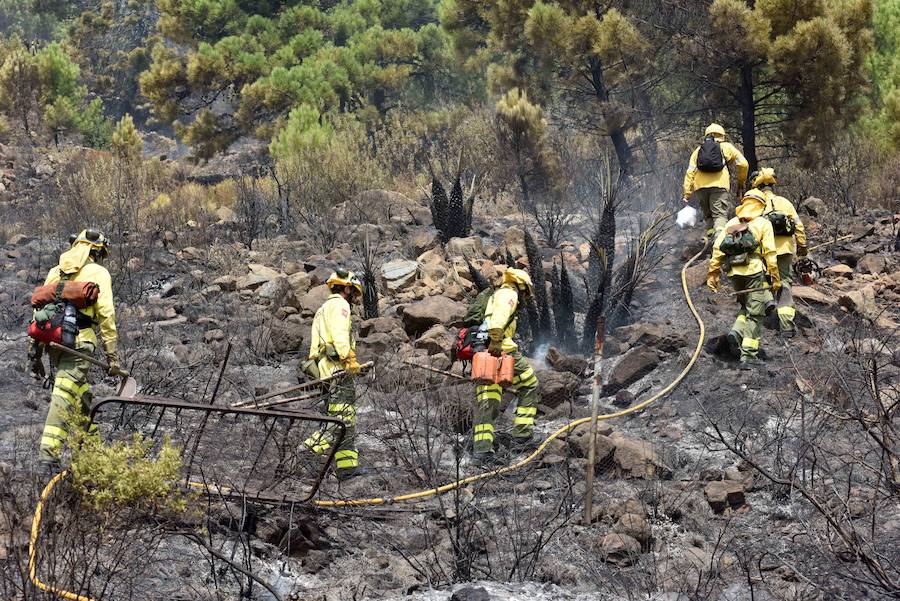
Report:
90,396,347,504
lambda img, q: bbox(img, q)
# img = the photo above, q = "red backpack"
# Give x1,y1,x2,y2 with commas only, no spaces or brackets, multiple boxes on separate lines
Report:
452,327,482,362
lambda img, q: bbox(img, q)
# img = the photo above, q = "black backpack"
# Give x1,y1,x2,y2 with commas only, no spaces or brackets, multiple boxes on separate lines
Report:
764,197,796,236
696,136,726,172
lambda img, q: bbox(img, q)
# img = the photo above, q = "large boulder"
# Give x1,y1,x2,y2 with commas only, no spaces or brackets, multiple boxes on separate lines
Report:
287,271,312,297
382,259,419,292
446,236,484,259
546,346,588,375
600,533,641,567
605,347,660,394
566,423,615,462
614,513,651,547
415,324,452,355
824,264,853,279
857,254,888,275
358,316,405,338
410,228,440,255
614,323,688,354
793,285,834,306
299,284,331,314
610,432,672,479
838,286,877,319
250,321,305,355
704,480,746,514
400,296,466,336
248,263,282,280
535,369,581,408
684,259,710,290
802,196,827,217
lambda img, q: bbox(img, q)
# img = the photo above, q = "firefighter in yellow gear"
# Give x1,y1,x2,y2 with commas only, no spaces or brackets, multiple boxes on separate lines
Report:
27,229,123,468
707,193,781,368
749,168,808,337
473,268,540,462
682,123,750,238
303,269,365,479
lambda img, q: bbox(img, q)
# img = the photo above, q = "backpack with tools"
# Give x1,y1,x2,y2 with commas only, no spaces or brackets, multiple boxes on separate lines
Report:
719,222,760,268
763,196,796,236
451,287,517,363
28,279,99,347
696,136,726,172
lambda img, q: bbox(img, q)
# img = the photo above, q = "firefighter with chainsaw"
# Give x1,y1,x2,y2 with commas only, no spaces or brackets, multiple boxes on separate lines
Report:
27,229,124,469
682,123,750,238
472,268,540,464
302,269,365,480
748,168,808,338
707,192,781,368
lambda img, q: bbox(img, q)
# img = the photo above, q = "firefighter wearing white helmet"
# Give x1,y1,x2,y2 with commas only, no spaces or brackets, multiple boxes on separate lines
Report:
303,268,365,479
28,228,122,470
472,267,541,463
750,167,807,337
682,123,750,238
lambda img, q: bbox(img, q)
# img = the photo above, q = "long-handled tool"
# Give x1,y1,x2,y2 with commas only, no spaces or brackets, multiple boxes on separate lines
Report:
230,361,374,408
49,342,138,398
402,358,468,381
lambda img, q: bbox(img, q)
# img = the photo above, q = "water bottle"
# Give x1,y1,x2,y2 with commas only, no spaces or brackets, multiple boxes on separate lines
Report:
61,304,78,348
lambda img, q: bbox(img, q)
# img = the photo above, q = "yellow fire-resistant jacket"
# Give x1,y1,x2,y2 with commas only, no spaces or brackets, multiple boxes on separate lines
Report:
682,141,749,197
308,294,355,378
485,284,519,353
761,190,807,256
43,260,116,350
709,216,780,285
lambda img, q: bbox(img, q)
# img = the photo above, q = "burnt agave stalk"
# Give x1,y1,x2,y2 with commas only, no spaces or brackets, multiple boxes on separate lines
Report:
553,256,576,351
583,194,616,351
430,176,449,241
524,229,552,345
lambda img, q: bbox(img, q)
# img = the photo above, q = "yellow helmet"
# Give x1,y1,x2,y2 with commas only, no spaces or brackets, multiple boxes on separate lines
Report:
69,228,110,259
503,267,534,298
705,123,726,138
326,269,363,296
736,192,766,219
752,167,777,188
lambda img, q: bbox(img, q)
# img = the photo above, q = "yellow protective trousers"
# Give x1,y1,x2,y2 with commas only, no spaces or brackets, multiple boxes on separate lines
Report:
776,254,796,334
40,342,97,462
730,273,773,362
303,360,358,474
473,353,539,454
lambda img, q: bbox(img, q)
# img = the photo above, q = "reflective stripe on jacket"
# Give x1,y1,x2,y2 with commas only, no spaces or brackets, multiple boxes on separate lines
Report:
43,260,116,348
683,141,749,197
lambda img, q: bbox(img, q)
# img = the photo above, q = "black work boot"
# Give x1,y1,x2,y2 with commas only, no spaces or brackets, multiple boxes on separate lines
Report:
335,466,373,481
726,330,742,358
779,329,796,339
37,459,61,478
739,357,763,370
472,452,503,467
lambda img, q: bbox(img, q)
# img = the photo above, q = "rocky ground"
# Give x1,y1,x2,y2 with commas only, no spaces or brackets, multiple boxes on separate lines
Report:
0,147,898,600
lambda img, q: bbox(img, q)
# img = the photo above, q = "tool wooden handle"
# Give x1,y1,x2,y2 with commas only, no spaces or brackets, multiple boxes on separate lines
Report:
49,342,108,369
729,285,772,296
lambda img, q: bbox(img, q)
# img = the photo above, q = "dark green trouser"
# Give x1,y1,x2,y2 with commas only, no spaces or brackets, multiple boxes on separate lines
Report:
40,341,97,462
694,187,731,236
304,375,358,473
776,254,795,333
730,273,773,362
473,353,540,454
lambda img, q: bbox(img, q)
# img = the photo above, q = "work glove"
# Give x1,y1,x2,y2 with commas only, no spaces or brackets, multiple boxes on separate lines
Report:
770,275,782,293
706,273,720,293
26,341,45,380
106,357,129,378
796,246,808,258
487,329,504,357
343,350,362,376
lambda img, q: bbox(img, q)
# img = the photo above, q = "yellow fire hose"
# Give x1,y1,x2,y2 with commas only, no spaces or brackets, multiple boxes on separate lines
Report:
29,246,708,598
312,245,707,507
